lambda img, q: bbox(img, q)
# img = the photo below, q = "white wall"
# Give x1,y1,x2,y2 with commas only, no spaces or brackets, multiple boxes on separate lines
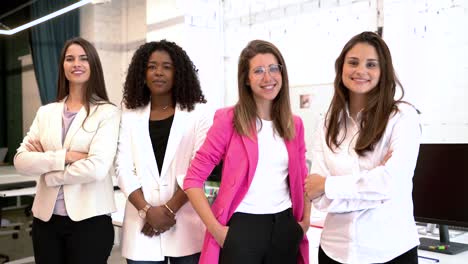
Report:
20,0,468,146
146,0,225,109
80,0,147,106
18,55,41,136
224,0,379,158
223,0,468,152
383,0,468,143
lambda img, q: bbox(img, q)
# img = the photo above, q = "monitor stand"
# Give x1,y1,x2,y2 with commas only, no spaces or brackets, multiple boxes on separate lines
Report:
419,224,468,255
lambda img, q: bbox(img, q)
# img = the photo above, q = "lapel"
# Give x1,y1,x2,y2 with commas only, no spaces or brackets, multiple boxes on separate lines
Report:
63,102,93,150
241,129,259,186
140,103,160,180
160,106,188,179
47,102,66,150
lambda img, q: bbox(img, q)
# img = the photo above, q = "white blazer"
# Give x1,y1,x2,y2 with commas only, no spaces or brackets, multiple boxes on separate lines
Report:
115,103,213,261
14,100,120,222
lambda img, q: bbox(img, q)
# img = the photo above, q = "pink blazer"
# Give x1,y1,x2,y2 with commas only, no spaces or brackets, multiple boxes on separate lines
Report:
184,107,309,264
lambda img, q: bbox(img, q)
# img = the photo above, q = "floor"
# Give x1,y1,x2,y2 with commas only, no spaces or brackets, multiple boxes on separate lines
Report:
0,206,126,264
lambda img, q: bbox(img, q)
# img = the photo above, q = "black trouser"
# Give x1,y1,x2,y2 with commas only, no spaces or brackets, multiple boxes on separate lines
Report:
219,208,303,264
318,246,418,264
32,214,114,264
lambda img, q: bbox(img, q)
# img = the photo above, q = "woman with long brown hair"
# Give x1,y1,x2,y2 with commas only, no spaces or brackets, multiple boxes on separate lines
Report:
14,37,120,264
305,31,421,264
184,39,310,264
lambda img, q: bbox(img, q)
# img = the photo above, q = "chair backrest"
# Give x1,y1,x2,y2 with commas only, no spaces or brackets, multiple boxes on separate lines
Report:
0,148,7,163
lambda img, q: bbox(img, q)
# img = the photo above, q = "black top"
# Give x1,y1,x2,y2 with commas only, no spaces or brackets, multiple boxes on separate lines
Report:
149,115,174,175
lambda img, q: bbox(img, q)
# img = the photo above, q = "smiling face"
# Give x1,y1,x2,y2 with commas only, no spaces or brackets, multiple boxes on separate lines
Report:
342,42,381,99
247,53,282,108
145,50,174,96
63,44,90,86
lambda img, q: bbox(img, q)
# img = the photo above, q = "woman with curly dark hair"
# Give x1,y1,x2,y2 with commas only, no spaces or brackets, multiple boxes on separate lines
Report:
115,40,212,264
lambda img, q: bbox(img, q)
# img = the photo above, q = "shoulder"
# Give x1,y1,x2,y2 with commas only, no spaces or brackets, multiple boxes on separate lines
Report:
292,115,304,126
121,103,147,119
393,102,420,122
39,102,61,112
183,103,215,118
213,106,235,123
34,102,61,118
215,106,235,118
93,102,121,118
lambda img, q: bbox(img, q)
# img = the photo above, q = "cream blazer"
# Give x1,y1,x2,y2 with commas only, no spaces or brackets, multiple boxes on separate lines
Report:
14,100,120,222
115,103,212,261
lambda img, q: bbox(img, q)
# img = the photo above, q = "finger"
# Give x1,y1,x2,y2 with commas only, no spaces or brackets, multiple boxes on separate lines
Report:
31,141,42,152
141,228,151,236
25,142,36,152
141,225,151,236
27,140,40,151
33,140,44,152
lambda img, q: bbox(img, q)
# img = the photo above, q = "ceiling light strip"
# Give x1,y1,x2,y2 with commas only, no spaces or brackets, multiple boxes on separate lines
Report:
0,0,92,36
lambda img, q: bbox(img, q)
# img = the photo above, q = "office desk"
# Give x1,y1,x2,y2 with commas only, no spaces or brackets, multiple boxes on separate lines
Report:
0,166,36,263
0,166,36,195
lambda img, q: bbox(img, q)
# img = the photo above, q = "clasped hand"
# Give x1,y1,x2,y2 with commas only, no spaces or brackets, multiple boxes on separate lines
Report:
141,205,176,237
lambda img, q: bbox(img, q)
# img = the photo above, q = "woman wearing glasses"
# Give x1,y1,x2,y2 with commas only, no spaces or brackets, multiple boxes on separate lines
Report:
184,40,310,264
305,31,421,264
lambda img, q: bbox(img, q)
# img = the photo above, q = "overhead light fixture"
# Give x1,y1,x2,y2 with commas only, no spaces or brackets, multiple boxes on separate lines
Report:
0,0,92,36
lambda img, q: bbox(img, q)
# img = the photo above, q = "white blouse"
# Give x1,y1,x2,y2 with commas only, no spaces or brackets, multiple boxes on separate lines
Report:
311,103,421,263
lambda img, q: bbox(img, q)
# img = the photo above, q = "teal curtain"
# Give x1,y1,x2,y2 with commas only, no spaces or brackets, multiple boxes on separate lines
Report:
30,0,79,105
0,40,6,148
0,30,29,163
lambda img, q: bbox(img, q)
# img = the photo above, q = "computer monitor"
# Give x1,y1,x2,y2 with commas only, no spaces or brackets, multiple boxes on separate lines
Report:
412,143,468,255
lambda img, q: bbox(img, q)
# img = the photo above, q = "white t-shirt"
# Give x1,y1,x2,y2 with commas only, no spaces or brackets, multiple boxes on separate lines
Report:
235,119,292,214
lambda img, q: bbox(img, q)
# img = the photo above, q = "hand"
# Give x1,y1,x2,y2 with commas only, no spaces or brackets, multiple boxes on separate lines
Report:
212,224,229,248
25,139,44,152
65,151,88,164
145,205,176,233
380,150,393,166
298,220,310,235
304,173,326,200
140,222,157,237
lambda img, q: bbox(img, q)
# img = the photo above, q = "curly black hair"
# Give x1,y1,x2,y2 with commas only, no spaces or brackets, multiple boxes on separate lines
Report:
122,40,206,111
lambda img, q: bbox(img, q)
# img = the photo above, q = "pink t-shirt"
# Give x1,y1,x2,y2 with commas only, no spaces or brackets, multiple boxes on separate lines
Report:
52,105,78,216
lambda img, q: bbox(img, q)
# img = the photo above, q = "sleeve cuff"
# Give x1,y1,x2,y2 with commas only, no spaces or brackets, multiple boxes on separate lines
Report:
51,149,66,171
118,177,141,198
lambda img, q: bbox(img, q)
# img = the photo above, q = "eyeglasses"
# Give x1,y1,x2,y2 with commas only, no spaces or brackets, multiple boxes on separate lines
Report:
251,64,282,79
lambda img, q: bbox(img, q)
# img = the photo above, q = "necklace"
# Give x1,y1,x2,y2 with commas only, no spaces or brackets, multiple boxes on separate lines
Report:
161,105,169,110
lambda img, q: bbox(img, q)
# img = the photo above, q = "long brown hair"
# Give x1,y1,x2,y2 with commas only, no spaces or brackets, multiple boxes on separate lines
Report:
56,37,110,126
326,31,403,156
234,40,295,140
